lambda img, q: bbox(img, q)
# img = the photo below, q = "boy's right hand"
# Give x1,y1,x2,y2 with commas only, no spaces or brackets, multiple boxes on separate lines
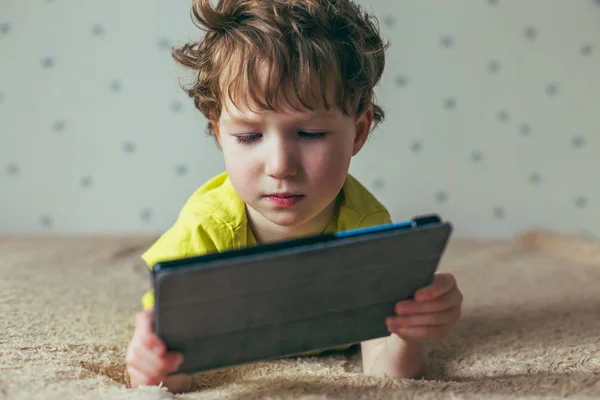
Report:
126,309,184,387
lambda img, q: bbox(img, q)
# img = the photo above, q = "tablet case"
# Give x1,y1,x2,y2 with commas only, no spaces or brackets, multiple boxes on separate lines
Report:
151,214,452,375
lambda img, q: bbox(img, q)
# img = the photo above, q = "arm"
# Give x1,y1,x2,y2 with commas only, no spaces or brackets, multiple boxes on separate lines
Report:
131,215,218,393
129,373,192,394
361,335,428,379
163,374,192,393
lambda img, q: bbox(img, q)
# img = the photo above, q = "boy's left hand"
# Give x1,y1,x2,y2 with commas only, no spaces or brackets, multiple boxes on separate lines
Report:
386,272,463,343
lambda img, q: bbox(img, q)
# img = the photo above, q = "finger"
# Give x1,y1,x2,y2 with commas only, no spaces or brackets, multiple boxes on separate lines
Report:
135,311,166,355
166,352,185,373
395,288,463,315
127,364,161,388
127,341,182,379
387,306,460,329
415,273,455,302
393,325,454,342
414,273,457,303
126,341,159,379
135,309,153,329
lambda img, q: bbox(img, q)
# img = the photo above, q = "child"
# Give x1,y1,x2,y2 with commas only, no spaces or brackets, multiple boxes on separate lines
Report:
125,0,463,393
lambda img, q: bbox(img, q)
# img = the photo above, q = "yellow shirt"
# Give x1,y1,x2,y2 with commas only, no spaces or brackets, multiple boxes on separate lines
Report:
139,171,391,353
141,171,392,308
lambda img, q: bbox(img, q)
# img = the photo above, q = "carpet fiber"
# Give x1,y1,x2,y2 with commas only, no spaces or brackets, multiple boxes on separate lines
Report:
1,231,599,399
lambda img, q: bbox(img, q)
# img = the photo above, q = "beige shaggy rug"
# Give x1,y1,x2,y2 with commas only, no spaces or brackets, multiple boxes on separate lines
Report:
1,231,600,399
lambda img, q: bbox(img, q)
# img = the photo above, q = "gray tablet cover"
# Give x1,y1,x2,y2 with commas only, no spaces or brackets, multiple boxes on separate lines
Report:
151,215,452,375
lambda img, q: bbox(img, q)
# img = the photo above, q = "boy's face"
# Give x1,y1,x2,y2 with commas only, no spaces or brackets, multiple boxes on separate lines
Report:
214,94,373,239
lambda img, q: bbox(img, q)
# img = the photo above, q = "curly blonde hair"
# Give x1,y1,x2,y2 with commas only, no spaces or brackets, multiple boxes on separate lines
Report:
172,0,389,136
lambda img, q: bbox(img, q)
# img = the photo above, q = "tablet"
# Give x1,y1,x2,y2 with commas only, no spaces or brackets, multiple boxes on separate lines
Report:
151,214,452,375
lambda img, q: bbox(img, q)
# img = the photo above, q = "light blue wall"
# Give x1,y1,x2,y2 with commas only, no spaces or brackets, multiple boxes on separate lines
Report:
1,0,599,238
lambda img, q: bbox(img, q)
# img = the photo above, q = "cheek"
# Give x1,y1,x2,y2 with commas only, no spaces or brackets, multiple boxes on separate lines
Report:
304,141,353,189
221,143,259,198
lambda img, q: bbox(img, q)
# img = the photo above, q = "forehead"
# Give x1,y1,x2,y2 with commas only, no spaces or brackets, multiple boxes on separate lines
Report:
220,96,341,125
217,56,341,121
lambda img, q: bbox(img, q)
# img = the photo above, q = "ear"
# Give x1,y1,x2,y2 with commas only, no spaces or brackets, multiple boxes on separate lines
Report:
210,120,221,142
352,105,374,156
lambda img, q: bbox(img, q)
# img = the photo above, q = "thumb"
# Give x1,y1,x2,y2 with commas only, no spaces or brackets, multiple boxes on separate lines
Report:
167,352,185,372
135,308,154,331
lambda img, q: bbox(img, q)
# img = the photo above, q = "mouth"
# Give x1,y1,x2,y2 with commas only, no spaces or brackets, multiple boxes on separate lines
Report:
264,193,305,207
269,192,301,197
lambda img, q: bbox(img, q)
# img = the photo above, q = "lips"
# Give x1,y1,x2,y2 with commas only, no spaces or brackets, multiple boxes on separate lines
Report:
269,192,299,198
265,193,305,207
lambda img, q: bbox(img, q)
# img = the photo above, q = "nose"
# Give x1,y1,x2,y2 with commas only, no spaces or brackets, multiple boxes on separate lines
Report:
264,137,298,179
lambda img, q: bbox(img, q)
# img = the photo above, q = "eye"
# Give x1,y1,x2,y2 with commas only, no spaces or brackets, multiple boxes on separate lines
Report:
235,133,262,144
299,131,327,139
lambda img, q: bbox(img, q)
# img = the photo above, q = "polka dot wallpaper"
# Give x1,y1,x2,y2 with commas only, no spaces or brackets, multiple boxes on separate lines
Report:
1,0,599,239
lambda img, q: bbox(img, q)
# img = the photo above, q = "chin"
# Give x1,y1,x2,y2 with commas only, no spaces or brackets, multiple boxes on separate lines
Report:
260,207,318,228
264,212,309,228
